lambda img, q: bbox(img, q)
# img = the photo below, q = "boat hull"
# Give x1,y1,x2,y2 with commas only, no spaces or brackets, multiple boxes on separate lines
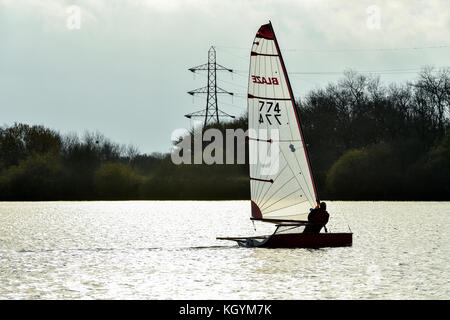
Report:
234,233,352,248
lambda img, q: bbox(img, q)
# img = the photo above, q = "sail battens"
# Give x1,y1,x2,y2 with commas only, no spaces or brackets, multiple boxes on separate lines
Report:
251,51,279,57
247,94,292,101
250,177,274,183
248,137,273,143
249,22,318,222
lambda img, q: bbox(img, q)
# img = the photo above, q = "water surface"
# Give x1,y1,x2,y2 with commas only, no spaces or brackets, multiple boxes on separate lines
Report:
0,201,449,299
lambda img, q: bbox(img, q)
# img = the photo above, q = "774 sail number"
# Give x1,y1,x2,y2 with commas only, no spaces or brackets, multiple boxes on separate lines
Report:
259,100,281,125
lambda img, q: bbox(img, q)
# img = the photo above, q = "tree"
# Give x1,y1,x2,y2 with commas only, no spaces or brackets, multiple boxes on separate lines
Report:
0,152,63,200
326,142,402,200
93,162,141,199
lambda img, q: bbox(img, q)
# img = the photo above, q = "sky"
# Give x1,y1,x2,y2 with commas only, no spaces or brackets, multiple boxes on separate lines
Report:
1,0,449,153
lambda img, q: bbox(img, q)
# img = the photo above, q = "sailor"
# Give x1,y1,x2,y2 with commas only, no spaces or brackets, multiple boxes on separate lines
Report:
303,202,329,233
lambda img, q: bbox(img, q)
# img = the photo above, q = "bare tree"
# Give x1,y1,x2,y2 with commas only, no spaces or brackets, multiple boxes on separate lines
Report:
414,66,450,134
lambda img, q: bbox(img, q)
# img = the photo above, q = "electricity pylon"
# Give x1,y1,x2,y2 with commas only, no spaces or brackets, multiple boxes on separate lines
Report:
185,46,235,127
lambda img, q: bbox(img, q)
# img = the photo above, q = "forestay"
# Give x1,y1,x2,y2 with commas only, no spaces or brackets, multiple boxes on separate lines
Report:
248,22,319,222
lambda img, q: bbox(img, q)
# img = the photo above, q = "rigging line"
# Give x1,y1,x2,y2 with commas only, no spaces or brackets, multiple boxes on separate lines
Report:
276,225,303,233
334,201,352,233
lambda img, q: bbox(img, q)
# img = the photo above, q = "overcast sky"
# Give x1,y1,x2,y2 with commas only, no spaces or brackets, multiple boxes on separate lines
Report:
1,0,449,153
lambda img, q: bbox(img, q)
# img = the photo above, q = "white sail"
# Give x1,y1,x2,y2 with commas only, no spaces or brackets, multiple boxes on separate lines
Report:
248,22,319,222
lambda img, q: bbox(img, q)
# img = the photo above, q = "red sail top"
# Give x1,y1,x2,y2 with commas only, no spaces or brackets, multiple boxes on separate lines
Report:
256,23,275,40
248,22,319,222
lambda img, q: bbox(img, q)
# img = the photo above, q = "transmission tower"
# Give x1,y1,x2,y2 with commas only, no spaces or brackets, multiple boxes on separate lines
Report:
185,46,235,127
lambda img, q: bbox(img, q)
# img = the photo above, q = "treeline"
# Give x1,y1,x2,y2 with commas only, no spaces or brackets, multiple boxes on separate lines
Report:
0,125,168,200
0,67,448,201
0,121,249,201
299,67,450,200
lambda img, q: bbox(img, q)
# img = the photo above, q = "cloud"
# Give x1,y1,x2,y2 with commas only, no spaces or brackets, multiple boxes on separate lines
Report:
0,0,449,152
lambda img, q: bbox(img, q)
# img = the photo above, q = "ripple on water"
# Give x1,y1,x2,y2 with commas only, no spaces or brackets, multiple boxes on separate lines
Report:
0,201,449,299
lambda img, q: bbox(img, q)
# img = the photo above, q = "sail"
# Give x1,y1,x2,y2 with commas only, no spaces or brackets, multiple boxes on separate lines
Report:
248,22,319,222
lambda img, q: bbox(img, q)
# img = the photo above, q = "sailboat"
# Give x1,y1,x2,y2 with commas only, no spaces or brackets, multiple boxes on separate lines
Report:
217,22,352,248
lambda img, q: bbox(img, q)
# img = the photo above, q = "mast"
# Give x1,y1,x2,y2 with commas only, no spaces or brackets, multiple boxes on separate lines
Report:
248,22,319,222
268,21,320,206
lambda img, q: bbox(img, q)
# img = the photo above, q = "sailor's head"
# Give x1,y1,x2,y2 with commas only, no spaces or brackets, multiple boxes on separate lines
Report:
320,202,326,210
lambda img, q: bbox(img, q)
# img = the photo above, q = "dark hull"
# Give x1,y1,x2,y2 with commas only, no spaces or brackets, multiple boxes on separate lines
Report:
232,233,352,248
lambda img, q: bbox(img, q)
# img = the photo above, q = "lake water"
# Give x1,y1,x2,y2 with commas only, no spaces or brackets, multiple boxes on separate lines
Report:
0,201,449,299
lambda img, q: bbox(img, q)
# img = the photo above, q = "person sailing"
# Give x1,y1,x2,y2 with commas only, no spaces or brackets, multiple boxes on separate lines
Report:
303,202,329,233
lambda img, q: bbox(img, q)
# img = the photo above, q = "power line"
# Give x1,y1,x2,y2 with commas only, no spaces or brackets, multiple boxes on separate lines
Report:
192,93,246,110
192,70,248,90
231,67,450,76
216,44,450,53
285,44,450,53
